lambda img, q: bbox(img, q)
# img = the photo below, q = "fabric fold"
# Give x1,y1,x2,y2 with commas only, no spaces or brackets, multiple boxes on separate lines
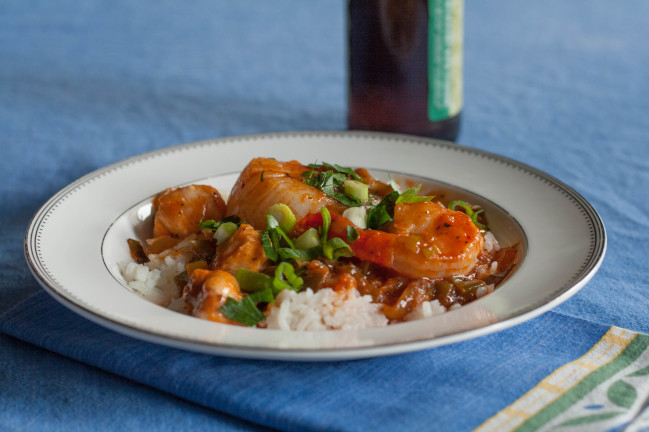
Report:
4,290,644,432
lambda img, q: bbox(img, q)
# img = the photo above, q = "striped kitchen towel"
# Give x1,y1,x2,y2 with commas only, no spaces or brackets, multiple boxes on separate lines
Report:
476,327,649,432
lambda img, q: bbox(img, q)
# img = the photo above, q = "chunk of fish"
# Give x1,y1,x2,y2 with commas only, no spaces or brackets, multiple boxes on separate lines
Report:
152,185,226,238
211,223,269,275
226,158,345,230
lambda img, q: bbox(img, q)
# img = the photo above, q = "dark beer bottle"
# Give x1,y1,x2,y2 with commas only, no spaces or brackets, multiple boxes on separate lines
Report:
348,0,463,141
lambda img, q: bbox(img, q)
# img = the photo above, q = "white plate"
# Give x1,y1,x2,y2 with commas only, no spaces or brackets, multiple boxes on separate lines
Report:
25,132,606,361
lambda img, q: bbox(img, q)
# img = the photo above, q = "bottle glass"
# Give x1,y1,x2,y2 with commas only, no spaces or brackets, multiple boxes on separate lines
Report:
348,0,463,141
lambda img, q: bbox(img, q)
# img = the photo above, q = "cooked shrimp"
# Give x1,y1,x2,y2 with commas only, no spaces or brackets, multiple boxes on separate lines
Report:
152,185,226,238
211,223,269,274
304,200,484,279
226,158,345,230
184,269,243,324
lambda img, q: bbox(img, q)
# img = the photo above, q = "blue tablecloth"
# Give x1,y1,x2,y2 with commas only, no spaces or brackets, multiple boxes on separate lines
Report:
2,1,648,431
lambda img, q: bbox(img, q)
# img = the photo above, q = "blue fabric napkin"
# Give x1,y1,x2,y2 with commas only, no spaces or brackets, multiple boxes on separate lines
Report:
0,291,621,432
3,0,649,430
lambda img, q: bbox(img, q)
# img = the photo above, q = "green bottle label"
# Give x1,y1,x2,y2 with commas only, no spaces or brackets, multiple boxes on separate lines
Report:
428,0,463,121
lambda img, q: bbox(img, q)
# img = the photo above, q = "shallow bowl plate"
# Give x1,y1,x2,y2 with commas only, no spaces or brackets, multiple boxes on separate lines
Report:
25,132,606,361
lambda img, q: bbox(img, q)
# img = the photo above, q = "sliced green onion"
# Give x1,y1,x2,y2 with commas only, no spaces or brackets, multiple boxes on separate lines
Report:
320,207,331,244
294,227,321,250
235,268,272,293
266,214,294,249
199,215,242,231
342,206,367,229
343,179,369,202
323,237,353,260
214,222,238,245
272,262,303,294
448,200,488,230
448,200,472,213
267,203,296,233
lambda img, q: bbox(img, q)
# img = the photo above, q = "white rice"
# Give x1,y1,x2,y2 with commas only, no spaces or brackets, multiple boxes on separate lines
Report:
119,236,197,307
403,300,447,321
482,231,501,253
264,287,388,331
119,255,187,306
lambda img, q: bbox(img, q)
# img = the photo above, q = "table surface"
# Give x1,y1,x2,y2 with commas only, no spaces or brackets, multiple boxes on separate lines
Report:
2,1,648,431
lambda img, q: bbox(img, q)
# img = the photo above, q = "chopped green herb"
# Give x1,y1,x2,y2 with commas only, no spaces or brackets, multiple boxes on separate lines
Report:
218,296,266,326
267,214,294,248
293,227,321,250
342,206,367,229
198,216,242,231
213,222,238,245
235,268,272,293
347,225,359,242
320,172,347,195
448,200,488,230
323,237,353,260
343,179,369,202
272,262,303,294
365,183,433,229
303,170,343,191
260,231,278,262
366,190,399,229
308,162,362,182
247,288,275,304
395,184,434,204
263,206,357,264
302,163,366,207
330,191,364,207
320,207,331,244
267,203,296,233
277,246,321,261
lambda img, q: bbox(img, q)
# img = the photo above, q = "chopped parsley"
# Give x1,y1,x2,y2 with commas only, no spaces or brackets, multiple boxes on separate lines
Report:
221,263,304,326
366,190,400,229
366,182,434,229
302,162,367,207
219,296,266,326
395,184,435,204
347,225,359,242
307,162,362,182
